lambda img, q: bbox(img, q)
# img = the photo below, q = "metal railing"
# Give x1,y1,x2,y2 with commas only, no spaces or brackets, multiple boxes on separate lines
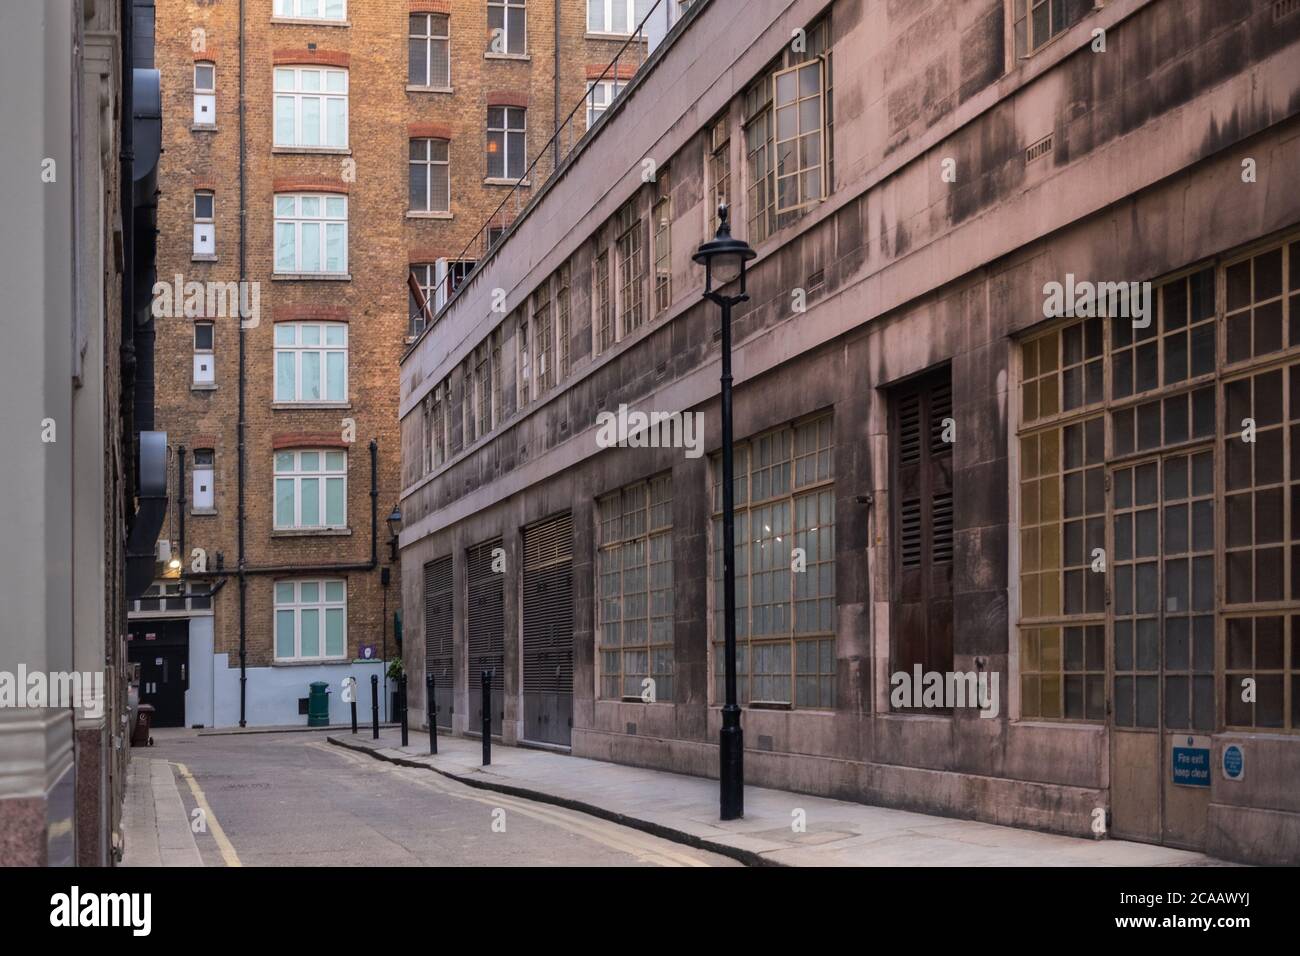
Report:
410,0,675,336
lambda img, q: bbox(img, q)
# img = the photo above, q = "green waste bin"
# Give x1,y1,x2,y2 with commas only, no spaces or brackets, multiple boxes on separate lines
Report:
307,681,330,727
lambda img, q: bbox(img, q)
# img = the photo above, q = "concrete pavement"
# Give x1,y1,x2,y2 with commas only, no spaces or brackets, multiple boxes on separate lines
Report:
329,728,1228,867
120,754,203,867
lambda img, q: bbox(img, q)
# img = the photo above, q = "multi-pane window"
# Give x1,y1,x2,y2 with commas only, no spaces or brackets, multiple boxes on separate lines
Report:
274,580,347,663
711,415,835,709
587,0,651,34
532,279,554,393
461,358,476,446
598,475,674,701
192,449,215,511
1012,0,1092,58
487,0,526,55
274,322,347,403
274,194,347,274
474,337,495,438
193,321,215,386
274,449,347,530
410,260,476,334
743,17,831,241
273,67,348,148
193,191,215,257
487,106,526,180
708,117,730,225
653,171,671,314
615,198,644,337
193,62,216,126
586,79,626,128
425,382,449,471
408,13,450,87
556,263,571,380
516,309,530,407
274,0,346,20
594,248,613,352
409,138,450,213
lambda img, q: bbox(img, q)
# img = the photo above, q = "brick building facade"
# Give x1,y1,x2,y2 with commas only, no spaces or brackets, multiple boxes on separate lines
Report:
139,0,654,727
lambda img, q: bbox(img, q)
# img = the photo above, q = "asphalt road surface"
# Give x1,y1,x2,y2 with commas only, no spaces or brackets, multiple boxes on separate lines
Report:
147,730,739,867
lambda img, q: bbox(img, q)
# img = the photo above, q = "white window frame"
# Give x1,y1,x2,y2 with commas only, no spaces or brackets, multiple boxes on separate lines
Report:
274,449,348,530
585,79,626,127
192,449,215,512
487,0,527,55
274,193,348,275
273,0,346,22
274,322,348,403
193,321,215,386
193,190,215,257
193,61,216,126
408,12,451,87
273,66,349,149
274,579,347,663
409,137,450,213
486,106,526,181
587,0,650,35
772,59,826,216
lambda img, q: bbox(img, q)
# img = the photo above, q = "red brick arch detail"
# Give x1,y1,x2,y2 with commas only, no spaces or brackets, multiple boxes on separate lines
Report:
272,49,350,68
272,177,350,194
193,51,218,62
486,91,529,108
192,179,217,191
274,305,349,323
408,123,453,141
408,249,451,266
585,63,638,81
409,0,451,12
190,435,220,449
273,433,351,450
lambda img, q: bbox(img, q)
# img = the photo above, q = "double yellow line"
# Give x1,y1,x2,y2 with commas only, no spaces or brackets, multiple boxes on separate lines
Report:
172,761,242,867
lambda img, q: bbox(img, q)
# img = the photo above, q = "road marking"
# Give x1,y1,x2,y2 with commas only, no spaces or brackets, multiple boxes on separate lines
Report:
172,761,242,868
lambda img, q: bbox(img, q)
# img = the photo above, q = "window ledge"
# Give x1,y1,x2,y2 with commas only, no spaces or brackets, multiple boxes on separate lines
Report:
191,124,218,132
483,52,530,61
273,273,351,281
190,508,218,516
271,658,350,667
191,383,218,391
483,177,530,187
406,85,454,94
269,17,351,27
191,254,218,262
585,31,640,41
271,528,352,537
406,210,452,220
272,146,351,155
271,402,351,409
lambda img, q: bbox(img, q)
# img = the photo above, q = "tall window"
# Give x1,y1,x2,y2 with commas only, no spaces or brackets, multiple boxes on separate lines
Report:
474,339,494,438
273,67,348,148
708,116,730,225
594,247,613,352
409,138,450,213
274,322,347,403
711,415,835,709
274,194,347,274
743,17,831,242
556,263,571,380
599,475,674,701
516,309,530,407
653,170,671,314
193,62,216,126
1012,0,1093,59
192,449,215,512
532,279,554,394
274,449,347,530
615,198,644,337
274,0,346,20
462,358,476,446
487,0,526,55
409,13,450,87
193,190,215,257
275,580,346,663
586,79,626,128
425,382,449,471
587,0,651,34
193,321,215,386
487,106,526,180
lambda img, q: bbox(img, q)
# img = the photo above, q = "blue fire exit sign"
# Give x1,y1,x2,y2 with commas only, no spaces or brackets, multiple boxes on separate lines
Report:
1171,735,1211,787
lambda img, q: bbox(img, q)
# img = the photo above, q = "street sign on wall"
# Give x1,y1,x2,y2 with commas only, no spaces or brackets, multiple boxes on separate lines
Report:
1171,735,1211,787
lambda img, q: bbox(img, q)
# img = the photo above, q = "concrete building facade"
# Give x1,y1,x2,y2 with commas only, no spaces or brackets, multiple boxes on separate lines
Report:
397,0,1300,864
142,0,649,727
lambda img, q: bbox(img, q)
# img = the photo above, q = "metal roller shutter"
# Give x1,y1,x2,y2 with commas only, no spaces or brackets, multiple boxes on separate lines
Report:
467,537,505,737
522,513,574,746
423,555,454,729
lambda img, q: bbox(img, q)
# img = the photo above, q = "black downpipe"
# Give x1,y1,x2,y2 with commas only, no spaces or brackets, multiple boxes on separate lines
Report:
119,0,136,517
237,0,248,726
177,446,186,571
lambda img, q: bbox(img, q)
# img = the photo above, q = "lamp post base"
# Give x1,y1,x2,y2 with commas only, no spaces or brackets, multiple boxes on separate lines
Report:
719,705,744,820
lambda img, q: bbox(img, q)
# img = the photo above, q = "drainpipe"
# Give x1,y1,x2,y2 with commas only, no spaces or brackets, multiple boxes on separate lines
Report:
237,0,248,726
553,0,560,173
176,445,186,573
119,0,136,514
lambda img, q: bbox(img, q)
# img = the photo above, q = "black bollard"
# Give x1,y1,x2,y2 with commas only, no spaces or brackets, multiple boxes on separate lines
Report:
370,673,379,740
481,668,492,766
350,678,358,735
426,672,438,755
399,674,409,747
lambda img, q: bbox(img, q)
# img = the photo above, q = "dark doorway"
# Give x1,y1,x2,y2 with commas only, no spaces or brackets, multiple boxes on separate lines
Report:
522,513,573,747
467,537,505,737
423,555,455,731
127,619,189,728
889,367,955,704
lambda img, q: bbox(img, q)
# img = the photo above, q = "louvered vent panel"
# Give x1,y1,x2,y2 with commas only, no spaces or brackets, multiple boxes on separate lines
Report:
900,499,923,568
467,537,505,692
929,381,953,454
898,394,922,466
931,492,954,564
423,555,454,676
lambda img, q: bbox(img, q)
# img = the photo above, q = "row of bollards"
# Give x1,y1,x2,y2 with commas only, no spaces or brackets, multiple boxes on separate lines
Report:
351,669,492,768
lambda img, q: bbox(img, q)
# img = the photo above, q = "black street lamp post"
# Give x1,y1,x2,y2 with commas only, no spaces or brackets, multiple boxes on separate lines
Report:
693,203,756,821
